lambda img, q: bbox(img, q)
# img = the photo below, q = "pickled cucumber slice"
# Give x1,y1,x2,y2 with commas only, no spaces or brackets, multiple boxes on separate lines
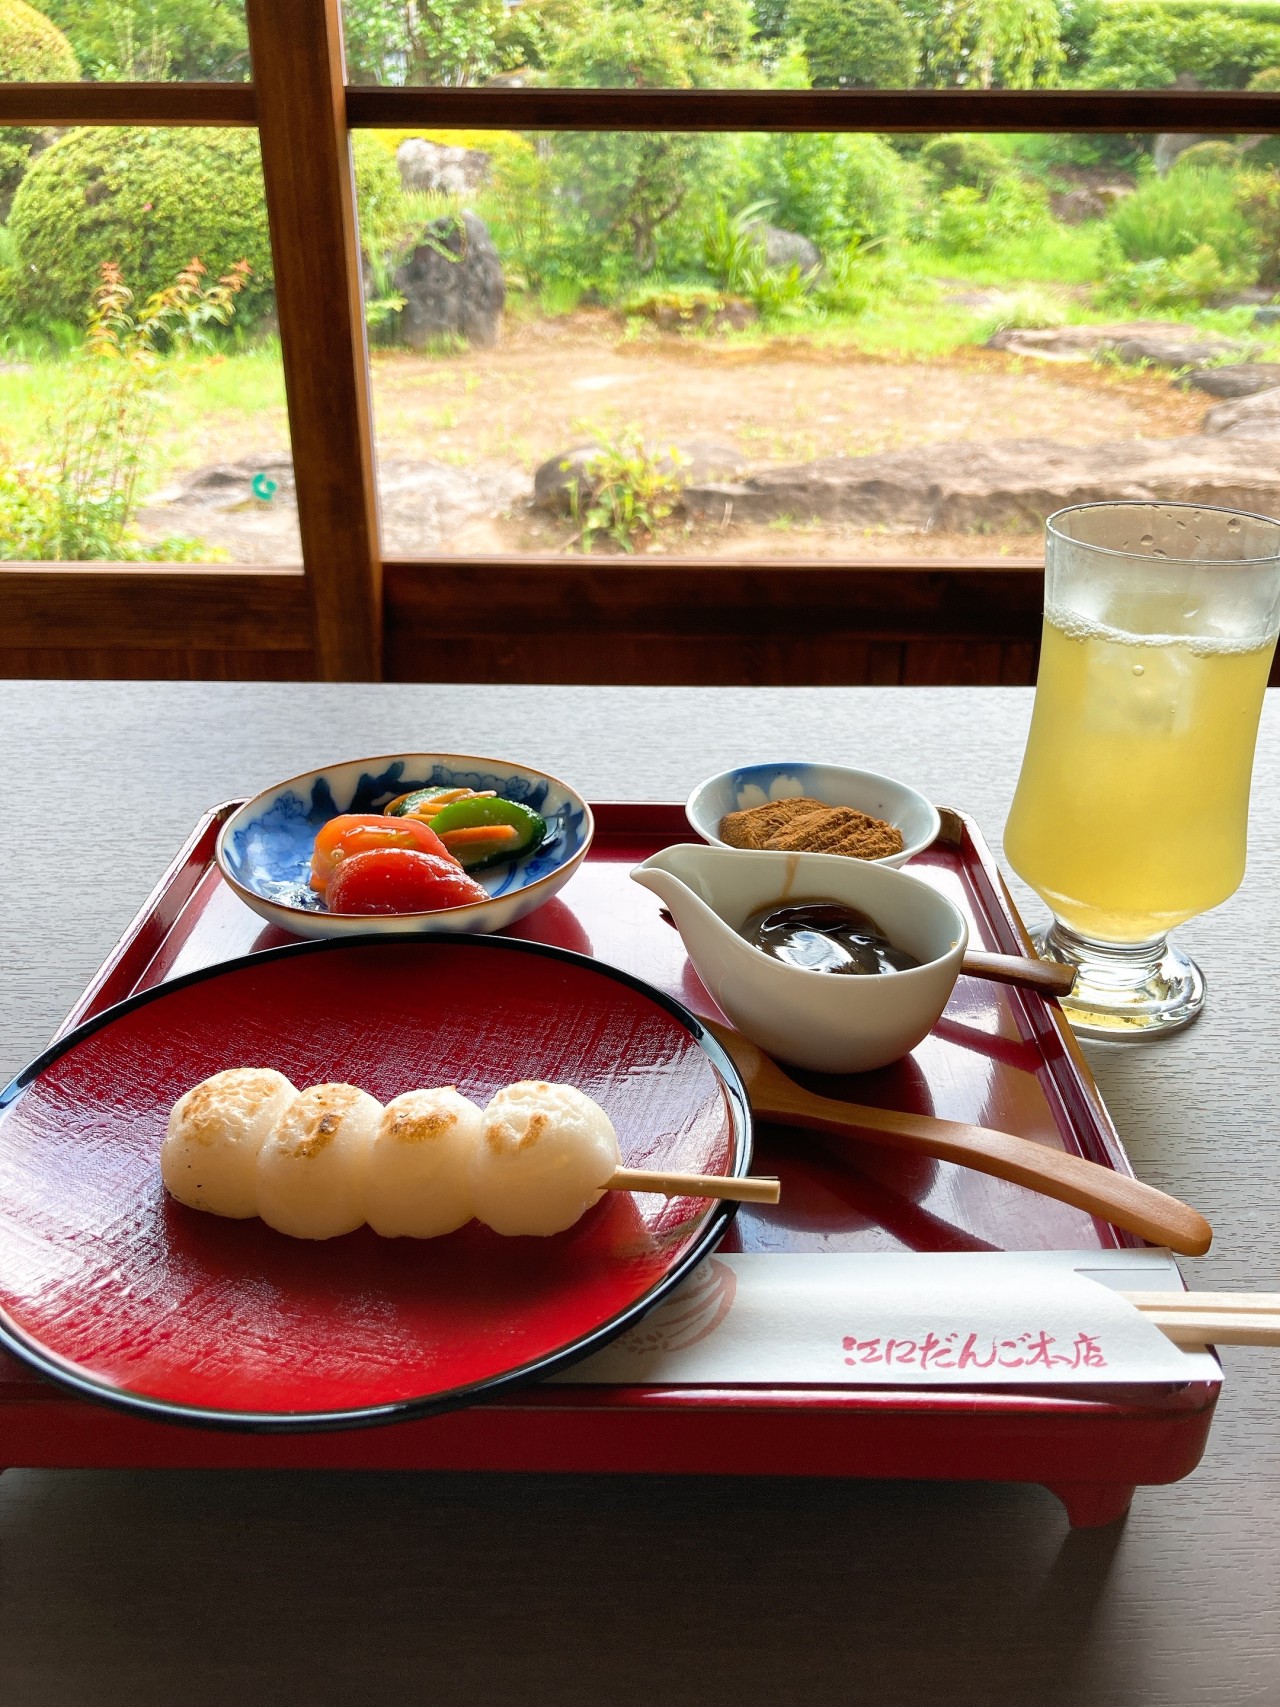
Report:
429,797,548,869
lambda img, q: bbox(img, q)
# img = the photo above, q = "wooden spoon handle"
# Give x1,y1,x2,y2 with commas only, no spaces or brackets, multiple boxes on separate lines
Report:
754,1082,1212,1256
961,950,1077,998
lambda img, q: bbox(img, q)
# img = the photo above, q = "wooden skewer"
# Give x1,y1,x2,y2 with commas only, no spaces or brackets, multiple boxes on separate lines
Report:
702,1018,1213,1256
961,950,1077,998
606,1166,781,1205
1120,1292,1280,1348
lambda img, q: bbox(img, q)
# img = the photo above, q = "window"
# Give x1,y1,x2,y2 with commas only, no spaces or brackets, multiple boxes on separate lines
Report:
2,0,1277,682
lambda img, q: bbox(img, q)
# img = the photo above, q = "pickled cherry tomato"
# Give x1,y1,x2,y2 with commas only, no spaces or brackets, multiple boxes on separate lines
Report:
309,814,453,892
325,849,490,915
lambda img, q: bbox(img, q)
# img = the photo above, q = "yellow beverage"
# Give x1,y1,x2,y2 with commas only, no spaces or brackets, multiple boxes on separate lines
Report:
1005,611,1275,942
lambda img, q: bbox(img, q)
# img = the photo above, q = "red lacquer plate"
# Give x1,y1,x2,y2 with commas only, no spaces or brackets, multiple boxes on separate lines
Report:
0,935,751,1430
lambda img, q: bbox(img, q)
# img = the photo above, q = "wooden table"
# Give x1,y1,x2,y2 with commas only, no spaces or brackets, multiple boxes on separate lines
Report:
1,682,1276,1706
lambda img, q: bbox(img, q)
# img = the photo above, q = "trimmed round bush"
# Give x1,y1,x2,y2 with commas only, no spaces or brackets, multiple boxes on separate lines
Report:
8,127,400,328
1248,65,1280,91
1171,140,1243,173
0,0,76,76
0,0,78,206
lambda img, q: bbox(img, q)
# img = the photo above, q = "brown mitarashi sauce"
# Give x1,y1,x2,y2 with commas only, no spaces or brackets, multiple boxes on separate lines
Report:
740,900,921,976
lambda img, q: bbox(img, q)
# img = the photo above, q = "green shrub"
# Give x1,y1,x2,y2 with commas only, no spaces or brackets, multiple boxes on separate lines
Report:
1107,164,1259,275
899,0,1064,88
741,132,911,249
786,0,918,87
1082,3,1280,88
930,176,1051,253
1248,63,1280,89
8,127,398,330
0,0,79,207
919,134,1010,191
1238,168,1280,283
1171,139,1244,172
1100,241,1248,310
42,0,248,79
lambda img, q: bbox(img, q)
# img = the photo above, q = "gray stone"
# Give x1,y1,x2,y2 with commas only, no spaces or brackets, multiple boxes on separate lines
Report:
1180,363,1280,399
987,322,1250,366
396,138,491,199
137,455,525,563
682,437,1280,533
534,440,744,514
1203,388,1280,438
632,294,758,334
1255,306,1280,327
747,224,823,276
394,210,504,349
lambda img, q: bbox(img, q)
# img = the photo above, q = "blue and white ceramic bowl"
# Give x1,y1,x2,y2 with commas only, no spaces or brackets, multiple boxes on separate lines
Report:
216,753,594,939
685,761,939,869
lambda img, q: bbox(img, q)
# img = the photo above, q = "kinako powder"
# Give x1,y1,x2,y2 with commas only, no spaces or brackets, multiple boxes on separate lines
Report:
719,796,904,861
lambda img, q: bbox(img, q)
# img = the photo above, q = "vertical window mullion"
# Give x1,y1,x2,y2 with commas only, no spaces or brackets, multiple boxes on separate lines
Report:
244,0,382,680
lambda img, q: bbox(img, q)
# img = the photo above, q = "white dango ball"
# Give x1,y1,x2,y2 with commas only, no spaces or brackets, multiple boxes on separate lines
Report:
365,1087,482,1239
256,1083,382,1239
162,1068,299,1219
471,1081,622,1237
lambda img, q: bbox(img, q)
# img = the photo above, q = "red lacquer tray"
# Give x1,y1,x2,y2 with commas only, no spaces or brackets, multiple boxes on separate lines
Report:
0,803,1220,1526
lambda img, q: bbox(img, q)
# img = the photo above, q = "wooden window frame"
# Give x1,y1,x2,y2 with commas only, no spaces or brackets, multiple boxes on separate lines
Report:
1,15,1277,682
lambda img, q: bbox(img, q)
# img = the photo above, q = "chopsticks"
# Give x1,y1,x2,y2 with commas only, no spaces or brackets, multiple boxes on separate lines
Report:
1120,1291,1280,1348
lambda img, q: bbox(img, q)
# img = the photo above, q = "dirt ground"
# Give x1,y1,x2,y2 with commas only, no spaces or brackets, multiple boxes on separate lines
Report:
142,314,1211,561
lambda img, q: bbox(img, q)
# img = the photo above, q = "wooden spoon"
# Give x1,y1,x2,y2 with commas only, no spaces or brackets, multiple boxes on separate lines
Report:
702,1018,1212,1257
961,950,1076,998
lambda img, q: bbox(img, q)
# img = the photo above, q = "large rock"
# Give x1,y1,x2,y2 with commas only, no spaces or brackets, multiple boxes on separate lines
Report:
396,138,491,199
748,224,822,276
1203,388,1280,439
535,440,744,514
1181,363,1280,398
988,322,1252,366
394,210,504,349
682,437,1280,532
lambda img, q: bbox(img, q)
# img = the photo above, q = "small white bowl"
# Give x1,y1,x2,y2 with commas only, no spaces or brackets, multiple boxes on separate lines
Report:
633,843,967,1074
685,761,940,868
216,752,593,940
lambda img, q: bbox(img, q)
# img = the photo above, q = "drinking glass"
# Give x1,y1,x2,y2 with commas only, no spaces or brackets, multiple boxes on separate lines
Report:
1004,501,1280,1038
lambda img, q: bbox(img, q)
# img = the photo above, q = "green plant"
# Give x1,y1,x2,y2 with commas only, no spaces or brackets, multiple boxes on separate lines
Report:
565,426,688,552
540,8,721,274
1100,240,1246,309
974,285,1067,339
7,127,397,330
1172,139,1244,172
1236,167,1280,283
740,132,911,250
1081,2,1280,89
919,133,1011,191
42,0,248,78
930,175,1050,253
0,0,78,208
1107,164,1259,276
0,257,246,560
899,0,1064,87
703,200,821,319
785,0,918,88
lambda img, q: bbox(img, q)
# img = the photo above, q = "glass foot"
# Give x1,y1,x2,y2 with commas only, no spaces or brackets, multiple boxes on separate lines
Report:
1034,921,1205,1041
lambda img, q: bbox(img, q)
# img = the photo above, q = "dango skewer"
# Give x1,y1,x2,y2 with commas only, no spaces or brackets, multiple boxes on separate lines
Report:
164,1072,779,1240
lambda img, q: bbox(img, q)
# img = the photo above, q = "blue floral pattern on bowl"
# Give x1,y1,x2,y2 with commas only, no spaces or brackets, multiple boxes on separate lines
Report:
217,754,593,939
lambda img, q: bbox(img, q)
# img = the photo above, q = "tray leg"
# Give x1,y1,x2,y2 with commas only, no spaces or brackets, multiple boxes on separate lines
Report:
1045,1482,1135,1529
